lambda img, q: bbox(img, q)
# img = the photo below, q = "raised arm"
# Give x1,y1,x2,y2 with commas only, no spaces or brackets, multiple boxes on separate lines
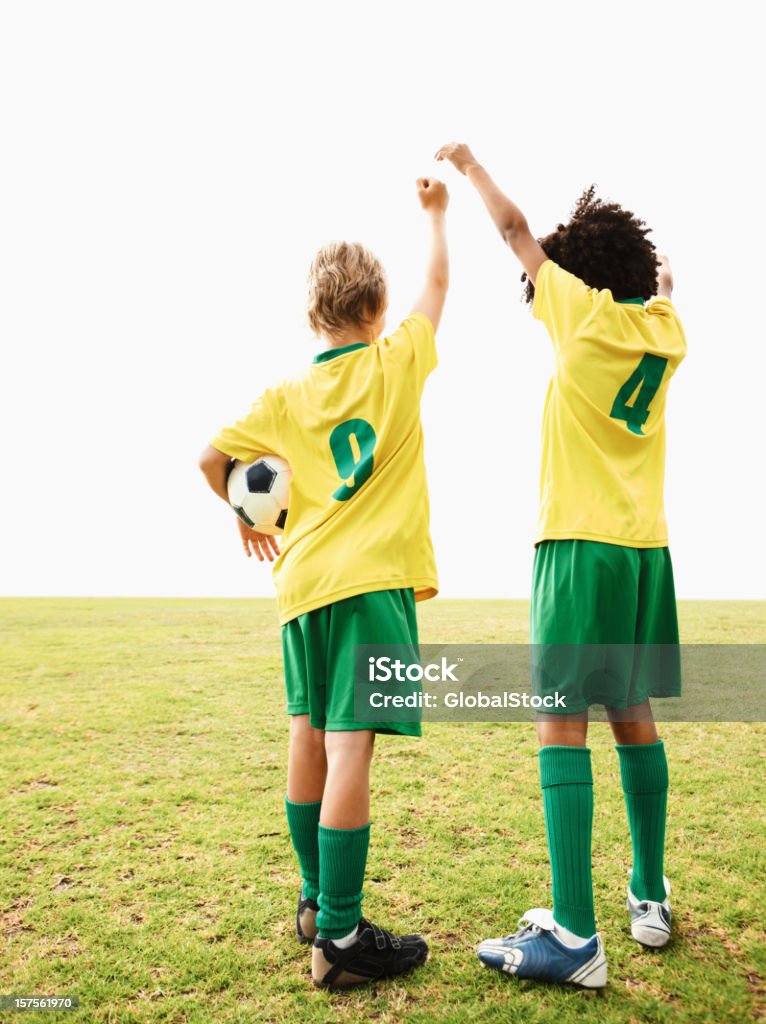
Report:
198,444,279,562
410,177,449,331
656,254,673,299
436,143,547,285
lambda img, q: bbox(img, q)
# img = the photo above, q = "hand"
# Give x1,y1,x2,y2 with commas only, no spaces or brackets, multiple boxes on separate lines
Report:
656,253,673,298
236,517,280,562
657,253,672,274
417,177,449,214
435,142,481,175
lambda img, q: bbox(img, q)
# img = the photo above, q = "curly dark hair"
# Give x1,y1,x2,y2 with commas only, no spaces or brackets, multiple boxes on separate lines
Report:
522,186,658,304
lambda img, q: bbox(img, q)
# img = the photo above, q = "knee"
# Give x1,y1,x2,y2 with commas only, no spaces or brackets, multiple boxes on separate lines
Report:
610,721,659,745
325,730,375,766
536,717,588,748
290,715,326,752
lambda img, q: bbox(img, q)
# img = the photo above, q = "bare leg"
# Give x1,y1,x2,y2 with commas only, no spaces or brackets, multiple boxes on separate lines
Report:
287,714,327,803
536,710,589,748
285,715,327,919
606,700,659,745
321,730,375,829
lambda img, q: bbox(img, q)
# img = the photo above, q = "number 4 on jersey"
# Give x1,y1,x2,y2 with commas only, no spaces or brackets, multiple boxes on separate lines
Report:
610,353,668,435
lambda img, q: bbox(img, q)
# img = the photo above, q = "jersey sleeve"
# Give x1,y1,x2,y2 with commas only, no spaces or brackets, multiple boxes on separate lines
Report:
210,387,284,463
532,259,598,351
647,297,688,359
378,312,437,391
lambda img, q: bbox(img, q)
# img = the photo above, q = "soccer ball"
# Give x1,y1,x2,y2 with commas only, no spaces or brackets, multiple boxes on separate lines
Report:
227,455,291,536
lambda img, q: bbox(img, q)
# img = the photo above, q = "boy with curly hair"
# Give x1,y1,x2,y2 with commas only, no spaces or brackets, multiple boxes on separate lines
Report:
437,143,686,988
199,177,449,988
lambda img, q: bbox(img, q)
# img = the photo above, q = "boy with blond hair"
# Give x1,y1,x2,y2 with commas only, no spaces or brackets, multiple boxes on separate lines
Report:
199,177,449,988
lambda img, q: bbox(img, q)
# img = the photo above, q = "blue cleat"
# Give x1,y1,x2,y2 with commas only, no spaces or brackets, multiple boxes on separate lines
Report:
477,908,607,988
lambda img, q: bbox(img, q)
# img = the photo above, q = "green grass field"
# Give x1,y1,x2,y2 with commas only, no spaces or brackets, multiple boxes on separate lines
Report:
1,599,764,1024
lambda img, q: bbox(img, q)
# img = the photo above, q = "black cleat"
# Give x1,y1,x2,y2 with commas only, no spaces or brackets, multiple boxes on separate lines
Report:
296,891,319,944
312,917,428,989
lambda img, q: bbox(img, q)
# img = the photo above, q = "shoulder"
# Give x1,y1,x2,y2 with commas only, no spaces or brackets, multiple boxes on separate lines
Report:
237,381,290,423
377,312,437,383
646,296,685,335
532,260,598,317
646,296,679,318
378,312,435,360
260,382,286,407
380,312,435,346
645,296,687,354
532,261,602,351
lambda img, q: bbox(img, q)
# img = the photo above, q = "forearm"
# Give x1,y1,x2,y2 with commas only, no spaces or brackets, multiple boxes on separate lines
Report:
198,444,280,561
411,203,449,330
425,211,449,290
198,446,232,503
466,163,529,244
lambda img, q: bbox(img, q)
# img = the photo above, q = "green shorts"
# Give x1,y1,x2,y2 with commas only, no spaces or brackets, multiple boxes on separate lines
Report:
531,539,681,713
281,588,421,736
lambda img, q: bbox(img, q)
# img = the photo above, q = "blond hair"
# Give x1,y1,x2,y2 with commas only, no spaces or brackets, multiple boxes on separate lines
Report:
307,241,388,338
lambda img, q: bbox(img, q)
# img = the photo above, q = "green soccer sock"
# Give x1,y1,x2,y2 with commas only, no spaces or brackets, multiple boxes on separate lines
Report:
616,740,669,903
539,745,597,939
285,798,322,902
317,823,370,940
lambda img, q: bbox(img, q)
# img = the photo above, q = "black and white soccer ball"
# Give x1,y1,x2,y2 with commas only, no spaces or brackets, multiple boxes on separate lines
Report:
227,455,291,536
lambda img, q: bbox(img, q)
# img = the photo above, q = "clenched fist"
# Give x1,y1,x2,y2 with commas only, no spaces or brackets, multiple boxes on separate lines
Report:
416,177,449,214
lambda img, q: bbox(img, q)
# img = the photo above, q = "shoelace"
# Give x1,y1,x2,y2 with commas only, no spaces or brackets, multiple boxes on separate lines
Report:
504,918,542,942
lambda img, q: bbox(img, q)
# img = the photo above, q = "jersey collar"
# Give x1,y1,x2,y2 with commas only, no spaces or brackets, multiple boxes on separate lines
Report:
313,342,369,364
616,297,646,306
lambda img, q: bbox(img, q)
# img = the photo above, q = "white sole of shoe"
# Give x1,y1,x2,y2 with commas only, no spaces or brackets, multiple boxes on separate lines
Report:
631,923,671,948
567,953,608,988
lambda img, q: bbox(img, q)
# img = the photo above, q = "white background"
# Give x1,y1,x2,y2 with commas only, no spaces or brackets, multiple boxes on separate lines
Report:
1,1,764,599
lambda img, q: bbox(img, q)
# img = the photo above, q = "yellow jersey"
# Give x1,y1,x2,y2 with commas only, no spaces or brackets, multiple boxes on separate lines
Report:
211,313,438,623
532,259,687,548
